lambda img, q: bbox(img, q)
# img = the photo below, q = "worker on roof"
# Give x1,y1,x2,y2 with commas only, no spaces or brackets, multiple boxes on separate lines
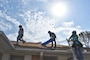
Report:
42,31,56,50
68,30,84,60
17,25,25,44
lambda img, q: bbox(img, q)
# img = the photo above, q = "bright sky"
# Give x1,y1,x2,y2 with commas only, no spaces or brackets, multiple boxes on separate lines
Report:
0,0,90,45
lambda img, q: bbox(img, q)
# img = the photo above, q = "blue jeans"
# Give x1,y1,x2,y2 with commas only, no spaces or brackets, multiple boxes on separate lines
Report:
74,45,84,60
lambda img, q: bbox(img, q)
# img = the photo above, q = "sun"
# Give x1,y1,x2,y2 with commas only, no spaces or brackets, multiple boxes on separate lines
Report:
49,2,68,18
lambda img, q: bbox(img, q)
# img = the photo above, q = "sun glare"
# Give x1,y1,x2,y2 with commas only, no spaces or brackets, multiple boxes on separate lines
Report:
49,2,68,18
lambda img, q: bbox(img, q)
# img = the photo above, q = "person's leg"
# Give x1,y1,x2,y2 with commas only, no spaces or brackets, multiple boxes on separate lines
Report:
19,35,23,41
51,41,53,48
54,40,56,48
51,41,56,50
77,46,84,60
72,47,78,60
51,39,56,50
16,39,19,45
17,35,20,44
21,38,25,44
75,46,84,60
20,35,25,44
74,46,79,59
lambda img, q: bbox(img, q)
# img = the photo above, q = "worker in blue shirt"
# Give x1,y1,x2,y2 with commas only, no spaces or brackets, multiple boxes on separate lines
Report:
69,31,84,60
69,31,79,46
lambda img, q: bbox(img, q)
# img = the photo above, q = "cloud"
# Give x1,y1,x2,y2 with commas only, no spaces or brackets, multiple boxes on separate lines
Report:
51,21,83,45
21,0,30,5
62,21,74,27
0,0,84,45
0,11,12,31
0,20,12,31
37,0,48,2
18,10,83,45
4,14,20,26
0,10,20,26
7,33,17,41
0,10,20,38
2,9,83,45
19,10,56,42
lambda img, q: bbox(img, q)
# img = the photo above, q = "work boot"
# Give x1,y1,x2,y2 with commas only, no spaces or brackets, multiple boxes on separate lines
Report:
23,40,25,44
41,44,46,47
16,41,19,45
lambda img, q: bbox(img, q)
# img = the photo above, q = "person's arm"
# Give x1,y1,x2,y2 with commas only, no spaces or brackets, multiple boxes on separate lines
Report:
69,35,73,39
68,34,73,42
54,33,56,38
22,28,24,34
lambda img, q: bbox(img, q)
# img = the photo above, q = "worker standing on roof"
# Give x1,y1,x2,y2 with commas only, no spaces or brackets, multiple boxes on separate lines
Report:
68,31,84,60
42,31,56,49
16,25,25,44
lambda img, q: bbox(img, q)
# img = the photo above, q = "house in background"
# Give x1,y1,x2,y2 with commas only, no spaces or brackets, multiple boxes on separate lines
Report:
0,31,90,60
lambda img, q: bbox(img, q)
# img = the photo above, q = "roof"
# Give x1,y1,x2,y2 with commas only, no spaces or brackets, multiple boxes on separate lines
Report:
11,41,69,50
0,31,14,50
0,31,90,55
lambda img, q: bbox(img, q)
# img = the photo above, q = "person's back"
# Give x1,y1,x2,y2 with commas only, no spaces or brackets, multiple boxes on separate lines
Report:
48,31,56,39
18,26,23,36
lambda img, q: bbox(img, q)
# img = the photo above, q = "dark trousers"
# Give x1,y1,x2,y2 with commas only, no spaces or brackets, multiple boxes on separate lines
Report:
17,34,24,44
74,45,84,60
42,38,56,48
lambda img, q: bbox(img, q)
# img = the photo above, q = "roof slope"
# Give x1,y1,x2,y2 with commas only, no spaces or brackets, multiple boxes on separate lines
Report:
0,31,14,51
11,41,69,50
